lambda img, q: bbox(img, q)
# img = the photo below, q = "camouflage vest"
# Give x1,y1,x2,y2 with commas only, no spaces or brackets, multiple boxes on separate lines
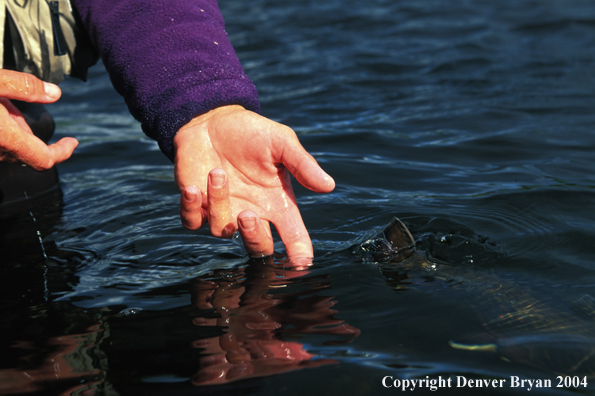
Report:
0,0,98,83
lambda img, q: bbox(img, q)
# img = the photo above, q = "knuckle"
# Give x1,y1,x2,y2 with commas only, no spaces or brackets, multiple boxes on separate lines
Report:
34,156,54,171
21,74,40,96
279,124,296,136
180,213,203,230
210,222,235,239
207,189,226,203
0,70,43,98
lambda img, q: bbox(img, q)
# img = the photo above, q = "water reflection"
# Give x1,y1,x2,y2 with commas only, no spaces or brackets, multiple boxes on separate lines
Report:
0,253,360,394
189,256,360,385
0,323,107,395
0,185,107,395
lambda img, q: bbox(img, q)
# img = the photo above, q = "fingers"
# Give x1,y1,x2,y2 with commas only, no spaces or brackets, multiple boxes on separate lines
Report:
267,127,332,260
274,127,335,194
180,173,276,258
207,169,236,238
238,211,274,258
273,206,314,260
212,152,313,260
206,168,309,260
180,185,207,230
0,93,75,170
0,70,61,103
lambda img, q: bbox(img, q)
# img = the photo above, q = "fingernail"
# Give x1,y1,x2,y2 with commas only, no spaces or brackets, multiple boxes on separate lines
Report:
184,186,198,202
43,82,60,99
210,172,225,187
239,217,256,230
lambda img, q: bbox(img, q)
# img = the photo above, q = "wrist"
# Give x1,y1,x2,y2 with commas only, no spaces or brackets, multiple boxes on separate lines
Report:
173,105,247,159
179,105,245,132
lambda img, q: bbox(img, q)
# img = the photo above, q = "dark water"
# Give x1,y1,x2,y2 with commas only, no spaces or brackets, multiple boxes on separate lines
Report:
2,0,595,394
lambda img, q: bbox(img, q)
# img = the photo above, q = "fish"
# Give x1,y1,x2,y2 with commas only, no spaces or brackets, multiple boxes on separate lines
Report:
368,217,595,377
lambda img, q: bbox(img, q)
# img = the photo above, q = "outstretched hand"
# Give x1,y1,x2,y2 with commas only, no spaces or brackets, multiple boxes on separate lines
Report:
174,105,334,259
0,70,78,170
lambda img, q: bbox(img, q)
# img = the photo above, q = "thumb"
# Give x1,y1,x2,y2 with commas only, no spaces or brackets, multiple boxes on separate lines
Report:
276,131,335,193
17,136,78,171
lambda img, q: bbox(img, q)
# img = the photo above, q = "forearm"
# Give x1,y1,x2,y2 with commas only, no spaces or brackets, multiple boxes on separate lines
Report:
71,0,260,160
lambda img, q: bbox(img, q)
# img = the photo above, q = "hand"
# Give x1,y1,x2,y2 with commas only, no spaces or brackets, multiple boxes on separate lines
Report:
0,70,78,170
174,105,335,259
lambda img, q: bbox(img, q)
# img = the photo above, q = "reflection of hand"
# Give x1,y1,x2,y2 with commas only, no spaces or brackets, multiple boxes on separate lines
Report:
174,105,335,259
190,258,359,385
0,325,103,394
0,70,78,170
191,336,328,385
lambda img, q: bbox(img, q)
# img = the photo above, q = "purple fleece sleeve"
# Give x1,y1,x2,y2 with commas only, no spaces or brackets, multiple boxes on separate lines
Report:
71,0,260,161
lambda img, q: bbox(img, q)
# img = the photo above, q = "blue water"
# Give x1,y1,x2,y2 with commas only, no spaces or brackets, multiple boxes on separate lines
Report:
2,0,595,394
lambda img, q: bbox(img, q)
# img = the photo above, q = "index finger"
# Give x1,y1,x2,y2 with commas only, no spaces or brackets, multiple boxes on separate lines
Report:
0,70,61,103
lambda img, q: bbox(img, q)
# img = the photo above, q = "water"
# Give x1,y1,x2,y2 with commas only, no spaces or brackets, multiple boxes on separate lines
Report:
2,0,595,394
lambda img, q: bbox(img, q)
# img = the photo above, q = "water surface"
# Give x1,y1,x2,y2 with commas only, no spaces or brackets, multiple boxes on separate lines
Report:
2,0,595,394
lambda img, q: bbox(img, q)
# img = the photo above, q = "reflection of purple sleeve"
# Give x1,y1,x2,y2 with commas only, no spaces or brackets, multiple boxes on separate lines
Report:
72,0,260,160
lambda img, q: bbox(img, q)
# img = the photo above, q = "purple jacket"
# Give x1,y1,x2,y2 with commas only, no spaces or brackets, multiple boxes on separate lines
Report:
71,0,260,161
